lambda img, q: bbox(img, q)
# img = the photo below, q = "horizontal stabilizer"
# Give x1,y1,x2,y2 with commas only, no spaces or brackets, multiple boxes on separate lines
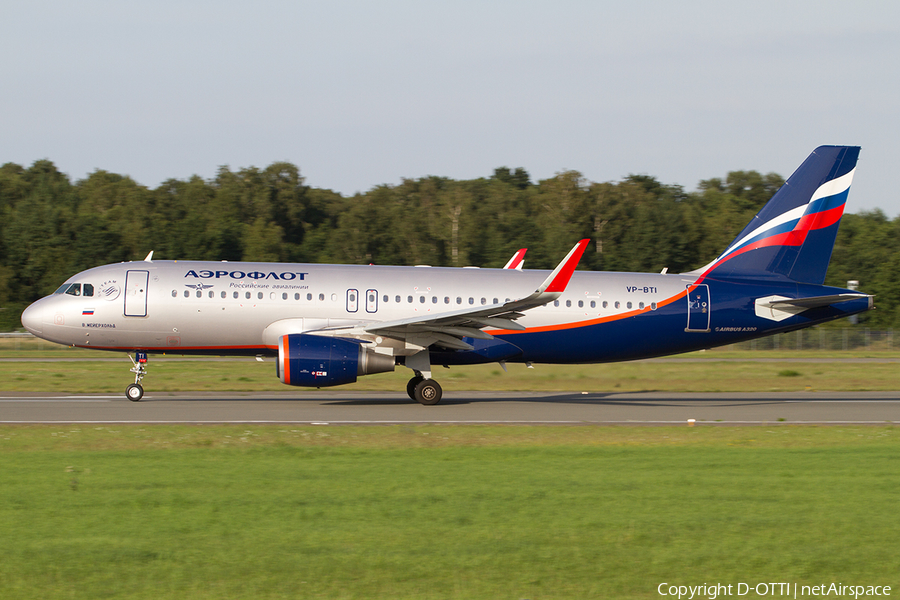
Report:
760,293,872,309
755,293,873,322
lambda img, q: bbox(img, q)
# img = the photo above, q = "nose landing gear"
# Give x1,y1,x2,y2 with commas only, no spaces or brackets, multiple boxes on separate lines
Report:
126,351,148,401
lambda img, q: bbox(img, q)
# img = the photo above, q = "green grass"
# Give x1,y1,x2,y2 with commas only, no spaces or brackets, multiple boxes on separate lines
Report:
1,425,898,599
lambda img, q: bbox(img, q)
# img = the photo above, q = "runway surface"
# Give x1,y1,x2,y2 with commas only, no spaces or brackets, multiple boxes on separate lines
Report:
1,391,898,425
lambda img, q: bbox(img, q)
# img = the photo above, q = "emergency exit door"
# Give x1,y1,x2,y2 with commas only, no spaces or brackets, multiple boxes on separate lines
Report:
124,270,149,317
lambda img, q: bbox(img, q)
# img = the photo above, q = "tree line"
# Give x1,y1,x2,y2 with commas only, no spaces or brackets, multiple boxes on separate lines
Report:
1,159,897,330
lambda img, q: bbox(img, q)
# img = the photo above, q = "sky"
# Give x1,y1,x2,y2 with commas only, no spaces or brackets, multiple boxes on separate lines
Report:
3,1,900,216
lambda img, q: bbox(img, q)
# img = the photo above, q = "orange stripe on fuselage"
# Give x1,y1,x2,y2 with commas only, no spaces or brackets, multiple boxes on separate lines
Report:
490,289,688,335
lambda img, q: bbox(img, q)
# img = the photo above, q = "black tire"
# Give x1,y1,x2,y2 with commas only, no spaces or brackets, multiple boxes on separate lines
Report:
414,379,442,406
126,383,144,402
406,376,424,400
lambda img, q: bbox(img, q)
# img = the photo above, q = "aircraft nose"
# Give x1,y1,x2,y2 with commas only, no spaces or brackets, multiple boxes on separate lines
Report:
21,302,43,335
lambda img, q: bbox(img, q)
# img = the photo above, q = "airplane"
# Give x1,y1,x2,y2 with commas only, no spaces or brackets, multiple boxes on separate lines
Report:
20,146,873,405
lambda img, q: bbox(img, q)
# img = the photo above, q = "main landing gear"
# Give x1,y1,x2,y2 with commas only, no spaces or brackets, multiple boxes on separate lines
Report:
126,351,148,402
404,350,443,405
406,375,443,405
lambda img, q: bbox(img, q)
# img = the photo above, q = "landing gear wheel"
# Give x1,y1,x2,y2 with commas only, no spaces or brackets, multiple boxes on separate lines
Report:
407,376,424,400
414,379,442,406
126,383,144,402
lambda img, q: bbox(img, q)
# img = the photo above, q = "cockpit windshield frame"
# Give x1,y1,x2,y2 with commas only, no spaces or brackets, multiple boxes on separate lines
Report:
53,283,94,297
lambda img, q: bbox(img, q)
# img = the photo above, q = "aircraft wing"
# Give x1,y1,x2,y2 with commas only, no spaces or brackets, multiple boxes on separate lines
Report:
320,240,588,351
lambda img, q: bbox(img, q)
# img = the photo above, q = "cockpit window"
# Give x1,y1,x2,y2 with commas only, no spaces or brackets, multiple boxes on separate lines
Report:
54,283,94,297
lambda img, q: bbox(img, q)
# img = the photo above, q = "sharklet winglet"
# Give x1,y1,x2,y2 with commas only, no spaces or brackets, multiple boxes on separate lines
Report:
538,239,589,294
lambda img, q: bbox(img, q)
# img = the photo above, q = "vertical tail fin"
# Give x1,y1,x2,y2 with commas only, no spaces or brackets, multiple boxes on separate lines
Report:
698,145,860,284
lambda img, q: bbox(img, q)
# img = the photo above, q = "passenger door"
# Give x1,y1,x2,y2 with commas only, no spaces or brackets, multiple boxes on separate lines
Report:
124,270,150,317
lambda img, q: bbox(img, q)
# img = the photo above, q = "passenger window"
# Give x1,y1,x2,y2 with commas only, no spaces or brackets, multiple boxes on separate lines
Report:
639,302,645,309
566,300,571,308
480,298,486,305
408,296,413,303
615,301,620,309
395,295,401,303
590,300,596,308
208,291,214,298
319,293,325,301
283,293,288,300
651,302,658,310
554,300,560,307
184,290,190,298
627,301,632,309
492,298,498,304
172,290,177,298
432,296,437,304
234,292,239,299
419,296,425,304
196,290,202,298
307,293,312,300
221,291,227,299
602,301,608,309
457,297,462,304
468,297,474,305
295,293,300,300
246,292,251,299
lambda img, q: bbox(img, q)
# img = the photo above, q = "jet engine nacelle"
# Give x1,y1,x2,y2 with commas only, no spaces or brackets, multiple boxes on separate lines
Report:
277,334,395,387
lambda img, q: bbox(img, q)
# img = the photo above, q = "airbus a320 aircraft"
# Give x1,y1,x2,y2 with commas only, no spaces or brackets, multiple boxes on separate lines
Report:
21,146,873,405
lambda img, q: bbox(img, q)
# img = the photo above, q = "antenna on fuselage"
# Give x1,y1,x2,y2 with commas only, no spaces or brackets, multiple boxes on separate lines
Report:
143,251,154,262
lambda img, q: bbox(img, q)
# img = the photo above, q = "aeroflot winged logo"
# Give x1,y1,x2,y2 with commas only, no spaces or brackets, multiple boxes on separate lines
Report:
186,283,214,291
185,269,308,281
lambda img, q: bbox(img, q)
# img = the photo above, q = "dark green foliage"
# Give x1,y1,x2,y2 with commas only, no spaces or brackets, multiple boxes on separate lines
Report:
1,159,897,329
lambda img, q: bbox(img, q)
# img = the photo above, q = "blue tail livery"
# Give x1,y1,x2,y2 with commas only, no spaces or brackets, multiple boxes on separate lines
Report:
22,146,873,404
694,145,859,284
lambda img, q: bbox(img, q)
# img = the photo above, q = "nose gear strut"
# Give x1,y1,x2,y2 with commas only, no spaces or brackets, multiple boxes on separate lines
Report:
126,351,148,401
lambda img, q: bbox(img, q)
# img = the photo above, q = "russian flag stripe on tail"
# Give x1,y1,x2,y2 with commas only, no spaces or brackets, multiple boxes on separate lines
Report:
698,146,859,285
